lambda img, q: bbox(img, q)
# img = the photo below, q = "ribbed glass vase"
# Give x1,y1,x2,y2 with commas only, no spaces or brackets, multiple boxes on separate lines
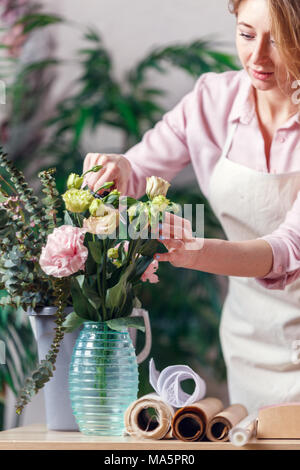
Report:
68,321,139,435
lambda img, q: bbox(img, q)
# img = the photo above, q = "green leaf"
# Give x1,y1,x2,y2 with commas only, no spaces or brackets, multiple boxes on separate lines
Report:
82,279,102,310
88,241,102,264
106,316,145,333
17,13,64,34
64,210,74,225
139,239,161,257
70,276,99,321
62,311,84,333
120,196,138,208
105,264,134,314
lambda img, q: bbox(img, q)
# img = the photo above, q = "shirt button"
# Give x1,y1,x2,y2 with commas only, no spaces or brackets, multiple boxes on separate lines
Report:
276,264,283,273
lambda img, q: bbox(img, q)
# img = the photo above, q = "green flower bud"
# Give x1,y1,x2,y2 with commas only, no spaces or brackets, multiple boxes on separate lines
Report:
89,198,107,217
151,195,170,213
110,189,121,197
107,247,119,259
127,202,148,223
62,188,94,213
67,173,84,189
109,258,122,268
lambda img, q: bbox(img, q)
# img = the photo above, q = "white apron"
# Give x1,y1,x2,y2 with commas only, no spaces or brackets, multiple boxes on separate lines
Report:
208,122,300,413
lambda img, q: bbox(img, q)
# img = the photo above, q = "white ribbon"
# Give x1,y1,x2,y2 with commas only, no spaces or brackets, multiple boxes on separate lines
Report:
149,358,206,408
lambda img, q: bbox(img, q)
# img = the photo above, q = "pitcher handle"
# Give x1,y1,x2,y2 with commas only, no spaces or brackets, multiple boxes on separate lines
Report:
129,308,152,364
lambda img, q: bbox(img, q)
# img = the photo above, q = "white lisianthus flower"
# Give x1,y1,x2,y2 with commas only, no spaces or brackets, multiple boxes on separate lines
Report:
146,176,170,200
83,206,119,235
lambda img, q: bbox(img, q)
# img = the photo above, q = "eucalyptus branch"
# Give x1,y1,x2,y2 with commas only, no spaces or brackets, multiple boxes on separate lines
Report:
38,168,62,231
0,150,49,245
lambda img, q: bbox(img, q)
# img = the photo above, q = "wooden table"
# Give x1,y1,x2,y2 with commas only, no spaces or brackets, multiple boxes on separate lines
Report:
0,424,300,450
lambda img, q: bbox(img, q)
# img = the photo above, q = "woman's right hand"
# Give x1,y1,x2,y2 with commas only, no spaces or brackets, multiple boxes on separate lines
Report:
83,153,132,195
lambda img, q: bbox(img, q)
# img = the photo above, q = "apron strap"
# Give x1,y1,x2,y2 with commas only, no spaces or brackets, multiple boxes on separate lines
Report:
220,122,239,160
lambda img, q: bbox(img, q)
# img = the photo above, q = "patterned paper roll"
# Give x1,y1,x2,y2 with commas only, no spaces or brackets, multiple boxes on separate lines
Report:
171,397,224,441
124,392,175,439
206,404,248,442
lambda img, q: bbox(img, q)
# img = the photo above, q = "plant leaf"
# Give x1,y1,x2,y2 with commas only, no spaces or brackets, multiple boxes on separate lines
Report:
106,316,145,333
88,240,103,264
105,264,134,315
64,210,74,226
70,276,99,321
62,311,84,333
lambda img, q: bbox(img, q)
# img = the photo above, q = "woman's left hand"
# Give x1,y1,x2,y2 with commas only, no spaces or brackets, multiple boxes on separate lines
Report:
154,212,204,269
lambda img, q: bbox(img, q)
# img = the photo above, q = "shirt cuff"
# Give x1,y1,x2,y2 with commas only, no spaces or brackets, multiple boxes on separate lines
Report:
254,236,290,290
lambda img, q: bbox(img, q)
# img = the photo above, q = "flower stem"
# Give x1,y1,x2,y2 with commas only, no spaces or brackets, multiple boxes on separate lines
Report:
102,238,107,319
76,214,81,227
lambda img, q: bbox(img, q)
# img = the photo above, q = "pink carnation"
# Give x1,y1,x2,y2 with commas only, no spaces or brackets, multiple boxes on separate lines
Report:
141,259,159,284
39,225,88,278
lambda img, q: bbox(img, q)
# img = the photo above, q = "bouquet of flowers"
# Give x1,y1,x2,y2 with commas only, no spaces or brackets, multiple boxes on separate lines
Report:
0,149,179,413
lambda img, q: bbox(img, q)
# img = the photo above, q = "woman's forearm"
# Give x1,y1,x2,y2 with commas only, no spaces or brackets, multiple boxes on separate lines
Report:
193,238,273,278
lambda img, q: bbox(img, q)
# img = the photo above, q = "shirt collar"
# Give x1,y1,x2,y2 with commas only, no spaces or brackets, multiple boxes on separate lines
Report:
228,69,300,126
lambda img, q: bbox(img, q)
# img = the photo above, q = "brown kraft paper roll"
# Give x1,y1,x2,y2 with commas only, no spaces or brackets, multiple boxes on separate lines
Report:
206,404,248,442
171,397,224,441
124,393,175,439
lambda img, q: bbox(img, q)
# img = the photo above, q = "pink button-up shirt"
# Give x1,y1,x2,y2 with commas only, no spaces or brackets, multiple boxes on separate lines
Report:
124,69,300,290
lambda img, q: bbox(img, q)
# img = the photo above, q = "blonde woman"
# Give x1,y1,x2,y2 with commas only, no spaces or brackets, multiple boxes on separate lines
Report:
83,0,300,413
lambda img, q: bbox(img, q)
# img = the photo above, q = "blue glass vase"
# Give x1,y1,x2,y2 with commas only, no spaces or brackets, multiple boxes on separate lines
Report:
69,321,139,435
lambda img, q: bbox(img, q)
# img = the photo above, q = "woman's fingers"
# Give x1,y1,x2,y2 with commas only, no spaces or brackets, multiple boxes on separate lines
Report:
159,212,193,239
160,223,192,240
163,211,192,231
82,153,132,195
154,239,183,263
157,238,183,251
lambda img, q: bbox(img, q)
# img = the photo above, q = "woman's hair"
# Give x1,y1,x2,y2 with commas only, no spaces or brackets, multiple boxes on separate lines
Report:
228,0,300,82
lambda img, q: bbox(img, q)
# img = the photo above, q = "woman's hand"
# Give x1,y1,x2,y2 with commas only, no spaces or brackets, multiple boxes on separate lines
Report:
154,212,204,269
154,212,274,278
83,153,132,195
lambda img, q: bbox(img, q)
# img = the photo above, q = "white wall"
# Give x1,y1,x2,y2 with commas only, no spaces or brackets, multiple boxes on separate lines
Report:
4,0,236,429
45,0,237,158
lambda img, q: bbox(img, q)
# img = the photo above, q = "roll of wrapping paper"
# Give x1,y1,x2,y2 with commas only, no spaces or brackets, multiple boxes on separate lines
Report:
229,411,258,446
171,397,224,441
124,392,175,439
206,404,248,442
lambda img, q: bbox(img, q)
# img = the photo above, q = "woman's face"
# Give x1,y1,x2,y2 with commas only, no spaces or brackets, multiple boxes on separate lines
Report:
236,0,287,92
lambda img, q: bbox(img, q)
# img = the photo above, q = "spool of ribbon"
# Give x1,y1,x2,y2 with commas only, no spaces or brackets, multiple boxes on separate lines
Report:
149,358,206,408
